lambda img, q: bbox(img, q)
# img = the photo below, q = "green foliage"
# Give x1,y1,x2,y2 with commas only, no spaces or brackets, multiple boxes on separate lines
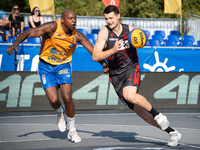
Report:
54,0,105,16
121,0,180,18
0,0,30,13
0,0,200,20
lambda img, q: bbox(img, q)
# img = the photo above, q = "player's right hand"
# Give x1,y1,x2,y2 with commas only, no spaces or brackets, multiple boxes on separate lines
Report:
113,38,125,53
6,45,18,56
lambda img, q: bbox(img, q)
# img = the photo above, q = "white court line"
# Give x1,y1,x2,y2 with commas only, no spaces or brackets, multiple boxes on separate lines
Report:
135,135,200,149
0,138,57,143
0,123,200,131
0,112,200,119
0,123,55,126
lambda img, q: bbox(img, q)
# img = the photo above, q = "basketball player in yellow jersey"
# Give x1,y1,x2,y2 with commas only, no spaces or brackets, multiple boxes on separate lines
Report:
6,9,107,143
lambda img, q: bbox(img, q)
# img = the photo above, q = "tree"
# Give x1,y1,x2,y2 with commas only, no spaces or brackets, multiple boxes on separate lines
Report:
0,0,200,20
0,0,30,13
54,0,105,16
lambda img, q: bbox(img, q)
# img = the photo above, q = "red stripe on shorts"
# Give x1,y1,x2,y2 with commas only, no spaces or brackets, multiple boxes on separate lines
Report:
134,64,140,86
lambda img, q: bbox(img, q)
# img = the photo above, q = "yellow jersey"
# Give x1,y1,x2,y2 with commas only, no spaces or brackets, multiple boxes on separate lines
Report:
40,20,76,65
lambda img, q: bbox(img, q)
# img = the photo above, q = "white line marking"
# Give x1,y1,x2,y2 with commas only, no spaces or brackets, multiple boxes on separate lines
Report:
94,147,165,150
0,138,56,143
0,112,200,119
135,135,200,149
0,123,55,126
0,123,200,132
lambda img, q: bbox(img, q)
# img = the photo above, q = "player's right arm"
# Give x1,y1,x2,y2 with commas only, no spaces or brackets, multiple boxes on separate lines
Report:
92,27,124,62
6,21,57,56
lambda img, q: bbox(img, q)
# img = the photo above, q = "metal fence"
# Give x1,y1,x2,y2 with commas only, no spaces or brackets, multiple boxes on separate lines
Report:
186,13,200,44
6,12,180,38
56,15,180,38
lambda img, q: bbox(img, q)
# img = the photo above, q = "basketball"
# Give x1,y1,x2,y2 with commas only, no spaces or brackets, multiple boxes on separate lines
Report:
128,28,147,48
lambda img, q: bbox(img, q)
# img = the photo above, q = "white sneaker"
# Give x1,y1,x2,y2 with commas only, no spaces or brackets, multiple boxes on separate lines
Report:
67,128,81,143
57,113,67,132
154,113,169,130
167,130,182,147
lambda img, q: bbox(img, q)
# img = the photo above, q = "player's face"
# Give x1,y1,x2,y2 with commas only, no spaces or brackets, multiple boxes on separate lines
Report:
62,12,76,31
104,12,120,30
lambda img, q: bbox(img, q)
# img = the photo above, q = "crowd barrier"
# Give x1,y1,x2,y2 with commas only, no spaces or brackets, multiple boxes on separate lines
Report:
0,71,199,112
5,12,180,38
187,13,200,44
0,44,200,72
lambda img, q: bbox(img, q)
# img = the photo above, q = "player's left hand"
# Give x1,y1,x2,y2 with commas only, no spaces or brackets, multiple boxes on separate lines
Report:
6,45,18,56
103,64,109,75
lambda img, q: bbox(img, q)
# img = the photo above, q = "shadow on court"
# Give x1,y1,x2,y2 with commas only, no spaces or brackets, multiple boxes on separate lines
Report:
0,110,200,150
18,130,66,139
78,130,166,146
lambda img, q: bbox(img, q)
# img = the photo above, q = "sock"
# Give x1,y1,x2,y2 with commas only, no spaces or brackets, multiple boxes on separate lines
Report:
165,127,175,133
149,107,159,118
67,116,75,131
56,105,64,114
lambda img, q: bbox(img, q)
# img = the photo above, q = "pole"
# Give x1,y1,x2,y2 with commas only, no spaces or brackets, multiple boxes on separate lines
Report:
14,21,21,71
14,28,17,71
180,14,182,35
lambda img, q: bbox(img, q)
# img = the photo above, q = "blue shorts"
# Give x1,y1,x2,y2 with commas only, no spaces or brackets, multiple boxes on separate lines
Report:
38,59,72,90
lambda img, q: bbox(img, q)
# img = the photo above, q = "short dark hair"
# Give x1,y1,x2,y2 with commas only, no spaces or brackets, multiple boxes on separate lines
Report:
103,5,119,15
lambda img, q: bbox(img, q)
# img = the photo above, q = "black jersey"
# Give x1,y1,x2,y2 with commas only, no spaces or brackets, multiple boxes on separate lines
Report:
104,24,138,76
9,14,24,31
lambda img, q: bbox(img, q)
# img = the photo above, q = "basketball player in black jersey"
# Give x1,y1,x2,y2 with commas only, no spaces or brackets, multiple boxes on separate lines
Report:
93,5,181,147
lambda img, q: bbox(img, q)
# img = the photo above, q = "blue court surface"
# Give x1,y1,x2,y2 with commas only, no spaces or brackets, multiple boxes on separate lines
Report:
0,109,200,150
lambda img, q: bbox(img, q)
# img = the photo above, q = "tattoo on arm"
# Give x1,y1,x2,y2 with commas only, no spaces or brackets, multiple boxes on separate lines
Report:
48,24,54,32
29,28,38,37
14,33,26,44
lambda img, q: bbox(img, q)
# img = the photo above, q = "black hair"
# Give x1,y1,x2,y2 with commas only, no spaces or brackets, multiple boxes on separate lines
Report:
103,5,119,15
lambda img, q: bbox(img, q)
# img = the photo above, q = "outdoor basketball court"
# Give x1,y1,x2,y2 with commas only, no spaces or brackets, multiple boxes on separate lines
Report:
0,109,200,150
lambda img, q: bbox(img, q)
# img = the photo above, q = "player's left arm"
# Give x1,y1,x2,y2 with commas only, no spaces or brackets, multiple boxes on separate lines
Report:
76,30,93,55
76,30,108,73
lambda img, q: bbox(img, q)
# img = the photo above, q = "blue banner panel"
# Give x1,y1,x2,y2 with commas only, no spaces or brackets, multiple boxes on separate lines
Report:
0,44,200,72
71,46,103,71
138,47,200,72
0,44,40,71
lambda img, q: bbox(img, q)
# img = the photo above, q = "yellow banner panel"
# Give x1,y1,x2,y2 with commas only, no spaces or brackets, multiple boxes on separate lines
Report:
29,0,55,15
164,0,182,15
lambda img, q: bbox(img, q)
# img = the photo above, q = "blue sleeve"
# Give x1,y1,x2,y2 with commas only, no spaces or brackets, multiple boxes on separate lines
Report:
0,11,6,19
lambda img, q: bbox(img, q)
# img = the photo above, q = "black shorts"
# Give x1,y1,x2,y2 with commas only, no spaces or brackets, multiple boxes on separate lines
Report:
109,64,141,110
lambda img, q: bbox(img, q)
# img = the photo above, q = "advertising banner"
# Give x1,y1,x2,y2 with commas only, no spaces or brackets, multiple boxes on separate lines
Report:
1,44,200,72
138,47,200,72
29,0,55,15
102,0,120,11
164,0,182,15
0,72,199,112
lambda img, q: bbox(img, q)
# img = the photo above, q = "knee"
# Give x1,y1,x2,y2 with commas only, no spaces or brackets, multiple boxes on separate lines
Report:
49,95,59,106
63,95,72,104
123,92,138,104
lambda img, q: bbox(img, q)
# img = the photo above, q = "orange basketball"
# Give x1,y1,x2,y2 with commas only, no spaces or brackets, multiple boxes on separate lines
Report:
128,29,147,48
